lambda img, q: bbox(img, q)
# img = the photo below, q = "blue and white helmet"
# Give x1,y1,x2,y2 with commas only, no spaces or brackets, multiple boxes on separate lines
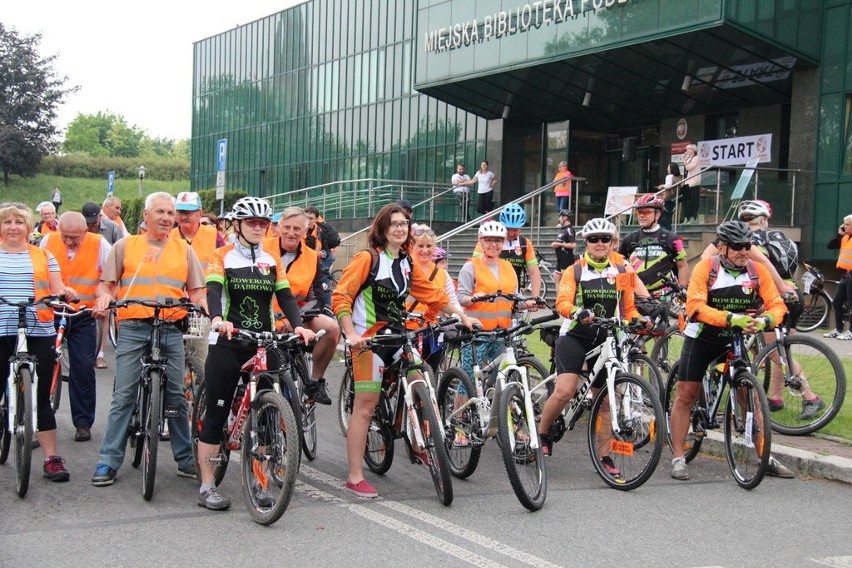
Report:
499,203,527,228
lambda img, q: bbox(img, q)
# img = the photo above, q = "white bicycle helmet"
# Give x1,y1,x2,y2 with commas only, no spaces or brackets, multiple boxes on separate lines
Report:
738,199,772,220
478,220,507,239
231,196,273,220
580,218,617,237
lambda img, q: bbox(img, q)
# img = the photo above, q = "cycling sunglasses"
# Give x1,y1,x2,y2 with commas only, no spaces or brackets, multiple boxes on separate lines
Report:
585,235,612,244
724,241,752,251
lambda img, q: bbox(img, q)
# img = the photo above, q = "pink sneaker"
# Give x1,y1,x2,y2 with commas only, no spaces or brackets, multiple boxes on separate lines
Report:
345,479,378,498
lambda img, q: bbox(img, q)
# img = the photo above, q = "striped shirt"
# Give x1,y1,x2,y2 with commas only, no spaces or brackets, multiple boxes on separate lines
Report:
0,249,60,337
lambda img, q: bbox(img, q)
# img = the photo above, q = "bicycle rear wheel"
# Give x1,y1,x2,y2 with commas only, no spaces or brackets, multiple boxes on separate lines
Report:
14,367,34,497
240,391,299,526
724,371,771,489
141,372,161,501
753,334,846,435
191,379,229,485
0,388,10,464
664,363,704,463
275,370,304,465
364,398,395,475
411,380,453,506
650,325,686,377
628,352,665,398
497,379,547,511
49,362,63,413
337,365,354,437
796,289,831,332
588,373,663,491
293,354,318,461
437,367,481,479
108,309,119,348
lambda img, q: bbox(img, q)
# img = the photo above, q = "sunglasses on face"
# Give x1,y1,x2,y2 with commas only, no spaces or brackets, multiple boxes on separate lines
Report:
585,235,612,244
413,228,435,237
725,241,751,251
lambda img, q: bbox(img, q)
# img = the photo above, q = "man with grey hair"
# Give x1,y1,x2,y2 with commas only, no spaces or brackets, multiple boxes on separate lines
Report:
101,196,130,238
90,191,208,486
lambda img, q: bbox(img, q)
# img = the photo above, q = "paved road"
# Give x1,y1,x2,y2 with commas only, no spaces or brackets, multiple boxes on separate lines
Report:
1,352,851,568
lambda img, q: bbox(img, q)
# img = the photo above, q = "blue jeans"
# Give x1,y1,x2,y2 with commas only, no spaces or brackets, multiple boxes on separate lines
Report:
556,195,569,213
97,319,192,472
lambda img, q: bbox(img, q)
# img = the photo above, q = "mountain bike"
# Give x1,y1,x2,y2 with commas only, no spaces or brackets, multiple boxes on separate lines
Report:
111,298,206,501
751,315,846,435
437,301,555,511
664,327,772,489
191,328,299,525
534,316,665,492
0,295,73,496
797,262,834,332
48,301,91,412
342,319,458,506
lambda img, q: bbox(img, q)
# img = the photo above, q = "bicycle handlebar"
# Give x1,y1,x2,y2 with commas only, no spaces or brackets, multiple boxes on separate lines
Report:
109,297,207,317
359,315,462,349
470,291,546,306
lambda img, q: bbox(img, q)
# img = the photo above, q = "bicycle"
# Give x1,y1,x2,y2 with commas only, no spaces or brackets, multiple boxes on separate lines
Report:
664,325,772,489
48,301,92,412
519,250,549,300
437,300,555,511
191,328,300,525
797,261,836,332
340,319,457,506
751,312,846,435
533,316,665,492
0,294,68,496
110,297,206,501
181,311,208,422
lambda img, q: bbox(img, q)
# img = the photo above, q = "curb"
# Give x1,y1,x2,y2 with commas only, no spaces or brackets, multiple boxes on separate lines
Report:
701,431,852,485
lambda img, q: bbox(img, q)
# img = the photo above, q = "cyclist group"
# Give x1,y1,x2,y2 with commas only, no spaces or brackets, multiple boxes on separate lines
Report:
0,187,835,508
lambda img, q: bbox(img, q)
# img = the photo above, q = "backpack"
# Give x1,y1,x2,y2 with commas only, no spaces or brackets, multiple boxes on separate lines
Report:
707,255,759,289
318,221,341,249
764,230,799,276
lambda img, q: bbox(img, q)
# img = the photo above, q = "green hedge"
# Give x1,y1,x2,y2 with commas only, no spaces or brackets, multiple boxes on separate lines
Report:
40,154,189,181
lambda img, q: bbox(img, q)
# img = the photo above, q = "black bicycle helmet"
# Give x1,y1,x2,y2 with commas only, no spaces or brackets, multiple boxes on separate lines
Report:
716,220,753,245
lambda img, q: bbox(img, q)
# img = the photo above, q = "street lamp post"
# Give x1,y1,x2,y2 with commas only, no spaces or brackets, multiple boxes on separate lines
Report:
137,165,146,197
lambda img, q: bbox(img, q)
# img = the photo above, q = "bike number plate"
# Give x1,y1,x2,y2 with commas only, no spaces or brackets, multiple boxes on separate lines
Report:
610,440,634,456
801,271,815,294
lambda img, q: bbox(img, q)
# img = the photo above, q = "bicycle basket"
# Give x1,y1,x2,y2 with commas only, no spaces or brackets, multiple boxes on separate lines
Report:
182,312,209,339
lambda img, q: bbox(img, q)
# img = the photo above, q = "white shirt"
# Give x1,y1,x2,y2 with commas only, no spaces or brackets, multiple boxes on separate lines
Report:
451,173,470,194
473,171,496,194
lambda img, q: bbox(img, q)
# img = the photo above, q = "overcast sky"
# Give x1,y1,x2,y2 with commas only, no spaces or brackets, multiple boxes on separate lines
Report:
4,0,305,141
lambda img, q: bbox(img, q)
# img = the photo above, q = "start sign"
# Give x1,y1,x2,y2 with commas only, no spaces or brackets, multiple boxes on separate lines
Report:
698,134,772,167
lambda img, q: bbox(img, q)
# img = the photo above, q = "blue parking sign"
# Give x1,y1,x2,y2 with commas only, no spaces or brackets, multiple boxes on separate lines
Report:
217,139,227,172
107,170,115,196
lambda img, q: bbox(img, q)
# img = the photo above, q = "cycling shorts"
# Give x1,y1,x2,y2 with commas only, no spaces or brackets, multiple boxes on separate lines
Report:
351,344,405,393
555,333,601,375
677,336,729,383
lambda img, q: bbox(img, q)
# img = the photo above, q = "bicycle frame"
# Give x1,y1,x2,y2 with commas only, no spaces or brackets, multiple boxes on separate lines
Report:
5,306,38,434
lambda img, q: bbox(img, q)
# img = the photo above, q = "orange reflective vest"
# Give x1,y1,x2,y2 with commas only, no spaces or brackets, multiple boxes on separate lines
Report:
465,257,517,330
283,245,319,304
170,224,217,270
116,236,189,321
44,232,103,308
28,245,54,323
837,235,852,270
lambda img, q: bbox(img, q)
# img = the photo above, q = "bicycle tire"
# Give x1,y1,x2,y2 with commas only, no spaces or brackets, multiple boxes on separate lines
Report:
437,366,481,479
753,334,847,435
191,379,230,486
588,372,663,491
650,325,686,377
796,289,831,332
293,354,318,461
14,367,34,497
275,370,304,466
517,356,552,407
664,363,704,463
129,385,144,469
49,362,63,413
240,390,299,526
141,371,161,501
724,371,771,489
364,396,395,475
628,352,665,399
411,380,453,506
0,388,10,464
337,365,354,437
108,309,119,348
497,377,547,511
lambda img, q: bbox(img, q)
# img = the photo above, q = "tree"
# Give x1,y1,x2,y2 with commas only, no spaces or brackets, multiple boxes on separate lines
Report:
0,23,77,184
63,111,145,157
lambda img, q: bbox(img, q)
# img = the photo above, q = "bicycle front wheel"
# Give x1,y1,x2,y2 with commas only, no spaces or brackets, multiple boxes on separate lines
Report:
437,367,481,479
293,355,318,461
497,379,547,511
411,381,453,505
588,373,663,491
664,363,704,463
191,379,229,486
108,309,119,348
275,370,304,466
753,334,846,436
724,371,771,489
337,365,354,437
796,289,831,332
240,391,300,526
129,386,144,469
0,387,10,464
14,367,34,497
141,372,161,501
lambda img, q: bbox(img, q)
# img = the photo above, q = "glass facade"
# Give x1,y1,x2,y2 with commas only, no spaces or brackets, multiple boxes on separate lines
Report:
191,0,488,198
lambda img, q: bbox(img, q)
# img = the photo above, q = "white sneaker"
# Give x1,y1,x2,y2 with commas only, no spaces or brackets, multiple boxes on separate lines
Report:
837,331,852,340
823,329,842,338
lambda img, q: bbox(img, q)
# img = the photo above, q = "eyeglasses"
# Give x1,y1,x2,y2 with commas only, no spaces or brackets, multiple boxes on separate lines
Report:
413,228,435,237
389,221,410,229
481,237,503,245
585,235,612,244
199,220,214,226
725,241,752,251
241,218,270,228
